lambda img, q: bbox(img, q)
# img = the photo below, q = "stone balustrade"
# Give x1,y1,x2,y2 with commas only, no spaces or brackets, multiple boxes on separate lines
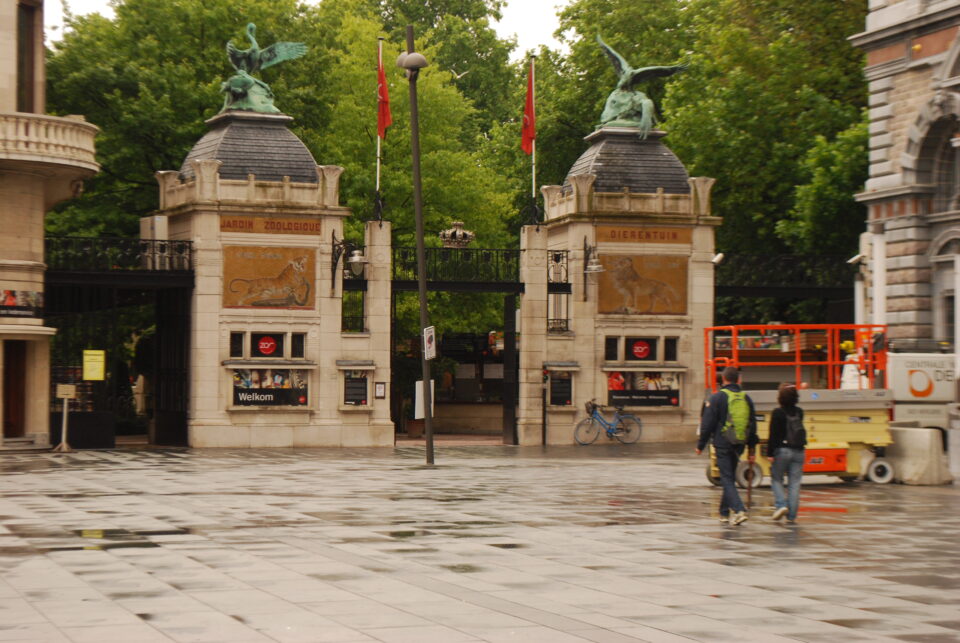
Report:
0,112,99,173
157,163,347,211
541,175,718,220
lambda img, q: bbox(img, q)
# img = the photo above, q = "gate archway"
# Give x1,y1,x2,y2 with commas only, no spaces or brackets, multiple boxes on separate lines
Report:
44,237,193,447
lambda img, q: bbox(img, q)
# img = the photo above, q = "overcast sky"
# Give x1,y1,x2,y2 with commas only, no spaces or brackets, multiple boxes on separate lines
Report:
43,0,569,59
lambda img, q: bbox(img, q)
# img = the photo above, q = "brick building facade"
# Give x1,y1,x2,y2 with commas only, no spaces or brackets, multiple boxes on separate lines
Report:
852,0,960,350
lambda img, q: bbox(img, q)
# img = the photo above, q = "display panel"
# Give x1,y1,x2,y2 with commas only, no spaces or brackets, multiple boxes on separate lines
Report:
625,337,658,361
232,369,308,406
251,332,284,358
344,371,369,405
607,371,680,407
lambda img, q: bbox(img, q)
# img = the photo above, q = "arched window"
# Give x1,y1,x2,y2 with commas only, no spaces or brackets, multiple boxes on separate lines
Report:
931,235,960,346
927,118,960,213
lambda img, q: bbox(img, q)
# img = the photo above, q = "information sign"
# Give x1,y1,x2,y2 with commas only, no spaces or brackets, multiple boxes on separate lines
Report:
82,350,105,381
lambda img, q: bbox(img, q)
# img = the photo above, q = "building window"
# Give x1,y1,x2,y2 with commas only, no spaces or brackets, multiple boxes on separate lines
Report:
229,331,309,360
291,332,306,358
931,122,959,212
604,337,619,361
17,2,38,113
342,290,365,333
229,332,244,358
548,371,573,406
548,293,570,332
664,337,678,362
625,337,658,361
945,294,956,344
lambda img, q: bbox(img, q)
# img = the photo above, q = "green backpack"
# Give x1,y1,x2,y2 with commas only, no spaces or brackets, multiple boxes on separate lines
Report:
721,389,750,445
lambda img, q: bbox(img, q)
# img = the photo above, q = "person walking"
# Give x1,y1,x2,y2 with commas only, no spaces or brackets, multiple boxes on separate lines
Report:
696,366,758,525
766,382,806,524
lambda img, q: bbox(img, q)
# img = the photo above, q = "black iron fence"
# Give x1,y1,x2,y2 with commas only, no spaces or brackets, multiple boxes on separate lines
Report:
715,254,856,289
46,237,194,272
392,247,520,283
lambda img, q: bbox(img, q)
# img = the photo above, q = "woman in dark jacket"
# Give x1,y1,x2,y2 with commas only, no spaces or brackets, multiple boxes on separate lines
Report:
766,382,806,523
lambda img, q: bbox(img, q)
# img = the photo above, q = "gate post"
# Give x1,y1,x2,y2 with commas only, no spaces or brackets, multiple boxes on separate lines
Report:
517,225,548,444
502,294,517,444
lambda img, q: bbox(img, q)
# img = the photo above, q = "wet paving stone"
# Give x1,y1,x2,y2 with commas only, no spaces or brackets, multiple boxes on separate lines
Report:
0,444,957,641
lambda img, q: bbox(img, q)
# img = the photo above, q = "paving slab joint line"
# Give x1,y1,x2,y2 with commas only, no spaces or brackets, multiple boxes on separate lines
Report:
276,536,641,640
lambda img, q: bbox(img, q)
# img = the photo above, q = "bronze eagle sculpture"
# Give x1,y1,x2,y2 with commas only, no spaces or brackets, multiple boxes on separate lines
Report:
596,35,687,138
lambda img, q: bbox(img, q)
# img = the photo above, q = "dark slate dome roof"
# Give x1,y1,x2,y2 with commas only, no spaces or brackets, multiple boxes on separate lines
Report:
564,127,689,194
180,111,318,183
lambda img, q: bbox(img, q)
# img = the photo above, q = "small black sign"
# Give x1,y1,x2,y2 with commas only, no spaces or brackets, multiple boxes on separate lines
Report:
345,376,368,405
549,372,572,406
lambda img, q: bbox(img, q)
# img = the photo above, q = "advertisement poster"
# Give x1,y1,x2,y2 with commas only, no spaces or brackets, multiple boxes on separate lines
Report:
0,289,43,318
223,247,315,309
597,255,687,315
607,371,681,407
232,369,308,406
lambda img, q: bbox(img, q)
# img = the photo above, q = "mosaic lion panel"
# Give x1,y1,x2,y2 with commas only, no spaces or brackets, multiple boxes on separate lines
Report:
597,255,687,315
222,246,316,309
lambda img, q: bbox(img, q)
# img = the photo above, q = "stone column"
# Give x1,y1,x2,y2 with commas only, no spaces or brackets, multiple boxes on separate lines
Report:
364,220,395,443
517,225,548,445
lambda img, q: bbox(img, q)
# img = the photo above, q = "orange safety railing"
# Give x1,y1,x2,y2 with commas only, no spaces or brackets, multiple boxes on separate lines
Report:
704,324,888,393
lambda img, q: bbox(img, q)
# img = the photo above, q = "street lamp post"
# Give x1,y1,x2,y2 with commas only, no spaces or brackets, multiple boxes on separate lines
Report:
398,26,435,465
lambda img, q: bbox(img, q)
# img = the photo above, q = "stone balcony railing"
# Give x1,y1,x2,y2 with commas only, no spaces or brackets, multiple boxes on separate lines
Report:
0,112,99,174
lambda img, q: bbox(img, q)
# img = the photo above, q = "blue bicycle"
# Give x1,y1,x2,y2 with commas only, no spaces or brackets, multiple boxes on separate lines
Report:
575,399,642,445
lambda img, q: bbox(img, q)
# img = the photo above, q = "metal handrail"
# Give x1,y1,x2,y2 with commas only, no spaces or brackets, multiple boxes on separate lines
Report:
46,237,193,272
392,247,520,283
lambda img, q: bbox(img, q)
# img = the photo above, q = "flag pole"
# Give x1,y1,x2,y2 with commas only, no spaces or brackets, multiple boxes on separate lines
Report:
530,55,536,206
376,37,385,196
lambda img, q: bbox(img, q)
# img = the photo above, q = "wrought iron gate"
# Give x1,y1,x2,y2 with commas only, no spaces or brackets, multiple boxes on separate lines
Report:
45,237,193,447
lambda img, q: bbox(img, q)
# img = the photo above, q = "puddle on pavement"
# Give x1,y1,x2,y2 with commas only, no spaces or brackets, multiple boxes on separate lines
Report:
442,564,484,573
384,530,432,539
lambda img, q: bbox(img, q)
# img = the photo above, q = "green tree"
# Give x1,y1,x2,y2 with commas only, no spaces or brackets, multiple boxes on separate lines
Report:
776,114,869,255
663,0,867,254
46,0,314,236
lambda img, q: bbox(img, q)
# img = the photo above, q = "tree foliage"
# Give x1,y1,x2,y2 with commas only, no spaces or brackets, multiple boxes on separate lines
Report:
46,0,869,328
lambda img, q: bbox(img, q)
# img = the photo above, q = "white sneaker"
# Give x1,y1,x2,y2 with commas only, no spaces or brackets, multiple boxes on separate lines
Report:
772,507,788,521
731,511,748,525
719,515,730,524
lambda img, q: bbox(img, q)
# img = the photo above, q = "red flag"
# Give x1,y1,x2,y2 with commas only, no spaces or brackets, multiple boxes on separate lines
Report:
377,44,392,139
521,58,535,155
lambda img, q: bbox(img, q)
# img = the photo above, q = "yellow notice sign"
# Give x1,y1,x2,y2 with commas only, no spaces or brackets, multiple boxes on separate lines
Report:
83,350,106,381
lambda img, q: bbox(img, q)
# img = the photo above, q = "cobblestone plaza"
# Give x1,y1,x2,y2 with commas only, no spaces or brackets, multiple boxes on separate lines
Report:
1,444,958,642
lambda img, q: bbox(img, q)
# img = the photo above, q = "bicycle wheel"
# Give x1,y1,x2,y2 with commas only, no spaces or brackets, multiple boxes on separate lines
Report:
574,418,601,445
614,416,641,444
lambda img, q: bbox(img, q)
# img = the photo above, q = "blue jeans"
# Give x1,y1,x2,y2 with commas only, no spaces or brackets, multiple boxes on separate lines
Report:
771,447,804,521
715,446,745,516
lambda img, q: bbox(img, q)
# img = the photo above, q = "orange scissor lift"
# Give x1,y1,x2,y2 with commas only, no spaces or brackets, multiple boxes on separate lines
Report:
704,324,896,487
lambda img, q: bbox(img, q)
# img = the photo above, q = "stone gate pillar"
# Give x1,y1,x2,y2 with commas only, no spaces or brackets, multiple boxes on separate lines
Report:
516,127,719,444
152,111,393,447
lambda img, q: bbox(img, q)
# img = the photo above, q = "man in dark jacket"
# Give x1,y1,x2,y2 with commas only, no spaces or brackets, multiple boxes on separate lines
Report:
696,366,759,525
